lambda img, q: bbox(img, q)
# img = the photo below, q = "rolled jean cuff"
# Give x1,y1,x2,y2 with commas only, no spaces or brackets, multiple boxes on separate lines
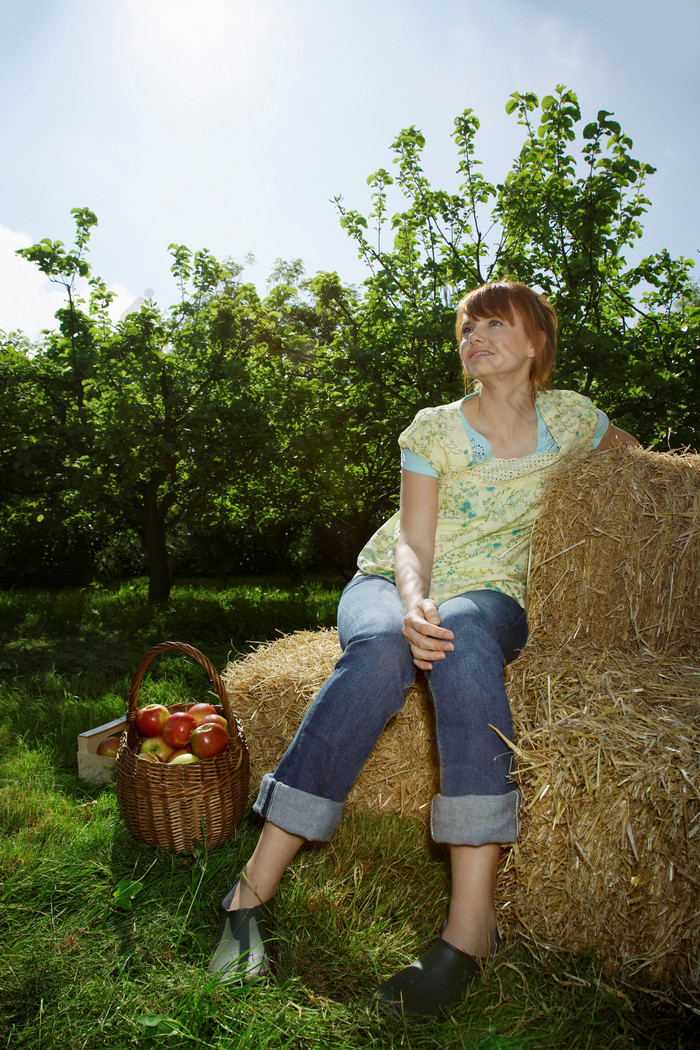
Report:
430,790,520,846
253,773,344,842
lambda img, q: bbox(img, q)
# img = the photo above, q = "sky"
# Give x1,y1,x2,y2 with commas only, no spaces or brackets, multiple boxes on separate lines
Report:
1,0,698,339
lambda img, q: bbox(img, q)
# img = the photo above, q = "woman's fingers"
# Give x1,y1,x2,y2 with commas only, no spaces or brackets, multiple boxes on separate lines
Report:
419,598,443,625
403,602,453,641
402,600,454,669
409,645,445,671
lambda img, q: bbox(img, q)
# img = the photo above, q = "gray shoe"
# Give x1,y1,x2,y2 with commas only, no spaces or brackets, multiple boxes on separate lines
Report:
207,881,275,985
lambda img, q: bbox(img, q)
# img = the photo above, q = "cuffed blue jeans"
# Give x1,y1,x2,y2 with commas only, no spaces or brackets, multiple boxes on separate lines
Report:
253,574,528,846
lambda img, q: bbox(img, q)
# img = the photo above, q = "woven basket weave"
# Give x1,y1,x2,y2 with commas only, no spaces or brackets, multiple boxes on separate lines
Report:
116,641,249,852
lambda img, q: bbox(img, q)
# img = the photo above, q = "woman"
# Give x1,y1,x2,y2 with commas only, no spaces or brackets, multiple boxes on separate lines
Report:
207,280,638,1016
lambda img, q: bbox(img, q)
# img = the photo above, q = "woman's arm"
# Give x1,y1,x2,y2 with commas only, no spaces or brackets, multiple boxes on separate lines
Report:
596,422,640,450
395,469,455,671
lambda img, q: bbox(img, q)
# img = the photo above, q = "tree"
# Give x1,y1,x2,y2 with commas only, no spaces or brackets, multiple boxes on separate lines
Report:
1,211,110,585
6,210,271,601
333,87,697,455
242,264,365,574
3,89,696,591
493,90,697,443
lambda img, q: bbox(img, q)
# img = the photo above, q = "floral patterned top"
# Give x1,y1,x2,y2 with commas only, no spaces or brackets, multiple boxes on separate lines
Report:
356,389,600,609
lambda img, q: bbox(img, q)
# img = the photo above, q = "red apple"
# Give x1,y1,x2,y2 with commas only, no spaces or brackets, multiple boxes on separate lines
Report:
199,713,228,732
190,722,228,760
96,735,121,757
162,711,197,748
187,702,217,725
166,747,193,762
169,752,200,765
140,736,174,762
136,704,170,737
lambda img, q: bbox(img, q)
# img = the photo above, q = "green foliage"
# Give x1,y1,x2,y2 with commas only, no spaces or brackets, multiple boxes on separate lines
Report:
332,86,697,461
1,86,697,592
490,90,697,442
3,219,279,600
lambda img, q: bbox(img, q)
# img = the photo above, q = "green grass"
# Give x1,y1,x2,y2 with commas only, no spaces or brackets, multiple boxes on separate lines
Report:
1,579,698,1049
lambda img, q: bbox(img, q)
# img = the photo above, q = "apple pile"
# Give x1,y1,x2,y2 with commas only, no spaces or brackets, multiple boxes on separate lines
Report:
134,701,229,765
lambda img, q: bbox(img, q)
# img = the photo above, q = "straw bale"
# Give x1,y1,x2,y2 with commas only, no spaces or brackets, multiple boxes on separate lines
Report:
221,449,700,988
502,641,700,986
527,447,700,654
224,631,700,987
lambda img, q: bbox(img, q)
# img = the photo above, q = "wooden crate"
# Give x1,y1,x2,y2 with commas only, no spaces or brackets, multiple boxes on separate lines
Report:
77,717,127,785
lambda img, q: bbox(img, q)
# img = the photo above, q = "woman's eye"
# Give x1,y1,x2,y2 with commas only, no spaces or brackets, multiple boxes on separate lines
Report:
489,318,502,327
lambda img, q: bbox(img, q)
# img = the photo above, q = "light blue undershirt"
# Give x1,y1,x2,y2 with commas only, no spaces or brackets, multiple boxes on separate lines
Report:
401,400,609,477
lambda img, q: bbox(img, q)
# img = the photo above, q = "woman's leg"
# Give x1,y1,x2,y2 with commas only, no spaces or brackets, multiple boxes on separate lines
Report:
227,575,416,909
209,575,415,982
251,574,416,840
376,590,526,1013
225,824,305,910
444,843,500,956
428,590,526,953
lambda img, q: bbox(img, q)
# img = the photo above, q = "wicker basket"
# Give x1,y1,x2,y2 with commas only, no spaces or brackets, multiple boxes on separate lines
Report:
116,641,250,852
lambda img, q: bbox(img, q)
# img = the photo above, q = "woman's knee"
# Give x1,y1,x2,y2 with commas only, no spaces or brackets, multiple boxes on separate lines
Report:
337,575,405,647
438,591,527,663
341,622,413,682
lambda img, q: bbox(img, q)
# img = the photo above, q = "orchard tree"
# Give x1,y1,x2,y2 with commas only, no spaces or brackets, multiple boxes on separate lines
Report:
493,90,697,442
0,329,101,585
246,263,365,573
8,210,271,601
1,210,115,584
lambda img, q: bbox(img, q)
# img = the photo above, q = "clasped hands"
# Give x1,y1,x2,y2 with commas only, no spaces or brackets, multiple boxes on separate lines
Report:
402,598,455,671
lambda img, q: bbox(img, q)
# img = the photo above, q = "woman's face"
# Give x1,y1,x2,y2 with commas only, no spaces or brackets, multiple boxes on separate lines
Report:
459,309,537,384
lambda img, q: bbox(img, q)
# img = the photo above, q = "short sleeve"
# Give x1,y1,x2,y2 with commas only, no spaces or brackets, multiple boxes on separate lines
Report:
401,448,439,477
398,407,452,476
592,409,609,448
536,390,600,454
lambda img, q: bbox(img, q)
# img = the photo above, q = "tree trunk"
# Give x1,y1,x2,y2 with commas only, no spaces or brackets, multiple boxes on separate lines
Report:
141,485,172,604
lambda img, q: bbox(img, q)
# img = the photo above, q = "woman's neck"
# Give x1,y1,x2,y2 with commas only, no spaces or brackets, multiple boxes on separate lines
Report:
471,377,535,429
463,379,538,459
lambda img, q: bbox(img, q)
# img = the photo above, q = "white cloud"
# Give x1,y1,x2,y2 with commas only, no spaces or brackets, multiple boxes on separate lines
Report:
538,16,589,76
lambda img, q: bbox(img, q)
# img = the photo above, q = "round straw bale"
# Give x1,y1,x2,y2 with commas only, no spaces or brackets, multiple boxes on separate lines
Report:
527,447,700,654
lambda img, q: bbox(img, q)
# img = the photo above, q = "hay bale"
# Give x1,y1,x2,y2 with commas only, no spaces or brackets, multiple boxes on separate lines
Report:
222,449,700,988
503,642,700,986
527,447,700,654
224,631,700,987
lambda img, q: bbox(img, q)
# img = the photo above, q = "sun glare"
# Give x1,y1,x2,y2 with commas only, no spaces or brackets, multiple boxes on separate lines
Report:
123,0,269,80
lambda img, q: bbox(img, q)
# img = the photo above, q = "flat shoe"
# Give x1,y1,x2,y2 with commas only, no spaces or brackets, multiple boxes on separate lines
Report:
375,933,500,1017
207,881,275,985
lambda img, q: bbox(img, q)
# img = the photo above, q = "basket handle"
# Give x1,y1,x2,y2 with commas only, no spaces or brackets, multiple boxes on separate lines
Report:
127,641,232,727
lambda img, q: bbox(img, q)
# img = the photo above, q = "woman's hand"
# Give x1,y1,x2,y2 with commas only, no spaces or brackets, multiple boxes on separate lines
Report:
402,598,454,671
